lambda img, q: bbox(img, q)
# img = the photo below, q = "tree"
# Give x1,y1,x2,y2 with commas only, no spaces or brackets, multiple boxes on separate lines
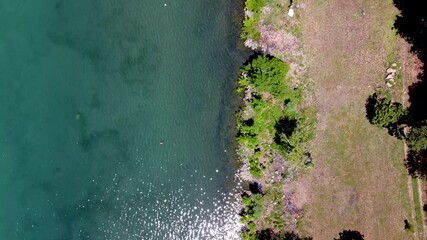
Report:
366,93,406,128
407,124,427,151
241,55,290,100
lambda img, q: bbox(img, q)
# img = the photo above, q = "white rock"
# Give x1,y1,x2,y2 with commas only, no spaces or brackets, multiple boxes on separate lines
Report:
386,73,395,79
386,68,397,73
288,8,295,17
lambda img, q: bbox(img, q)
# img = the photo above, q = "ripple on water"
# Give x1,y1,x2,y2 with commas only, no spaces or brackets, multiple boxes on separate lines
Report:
91,173,243,240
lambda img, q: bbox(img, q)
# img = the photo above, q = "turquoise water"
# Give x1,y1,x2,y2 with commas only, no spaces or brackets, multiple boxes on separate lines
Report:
0,1,247,239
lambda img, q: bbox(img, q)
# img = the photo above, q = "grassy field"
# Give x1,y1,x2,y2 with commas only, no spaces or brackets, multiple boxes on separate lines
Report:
412,177,424,239
294,0,414,239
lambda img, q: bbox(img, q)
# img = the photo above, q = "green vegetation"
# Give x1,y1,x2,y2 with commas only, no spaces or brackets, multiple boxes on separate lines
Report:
237,55,315,239
241,193,264,239
407,125,427,152
237,55,314,178
412,177,424,239
263,183,288,230
241,0,267,41
366,91,427,153
291,25,302,37
239,57,291,99
238,0,316,237
366,93,406,128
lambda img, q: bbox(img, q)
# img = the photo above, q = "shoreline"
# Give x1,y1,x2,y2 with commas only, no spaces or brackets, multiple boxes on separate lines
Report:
233,0,427,239
235,0,315,238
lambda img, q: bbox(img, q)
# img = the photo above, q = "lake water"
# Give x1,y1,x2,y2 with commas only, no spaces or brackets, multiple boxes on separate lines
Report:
0,1,247,239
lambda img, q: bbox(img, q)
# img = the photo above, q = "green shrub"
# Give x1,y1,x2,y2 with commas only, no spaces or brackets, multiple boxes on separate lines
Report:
249,158,262,177
241,0,268,41
241,193,265,239
245,0,267,12
241,56,291,100
237,55,314,173
407,125,427,152
241,193,264,223
366,93,406,128
242,16,261,40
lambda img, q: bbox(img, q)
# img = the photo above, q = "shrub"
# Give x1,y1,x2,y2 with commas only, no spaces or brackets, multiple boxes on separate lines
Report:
241,0,268,41
242,193,264,222
237,55,314,174
241,193,265,239
249,158,263,177
366,93,406,128
242,16,261,41
241,56,291,100
407,125,427,152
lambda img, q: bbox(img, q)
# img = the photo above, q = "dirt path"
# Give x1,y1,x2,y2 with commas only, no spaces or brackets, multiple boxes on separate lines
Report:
402,38,418,239
401,38,426,239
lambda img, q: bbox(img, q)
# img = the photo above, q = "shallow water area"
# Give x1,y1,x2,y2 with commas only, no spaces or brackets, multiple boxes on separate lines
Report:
0,0,247,239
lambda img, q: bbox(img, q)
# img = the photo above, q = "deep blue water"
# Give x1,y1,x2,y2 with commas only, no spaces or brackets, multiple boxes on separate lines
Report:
0,1,246,239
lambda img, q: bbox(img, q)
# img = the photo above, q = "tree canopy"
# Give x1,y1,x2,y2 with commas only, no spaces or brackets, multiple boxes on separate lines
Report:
366,93,406,128
407,124,427,152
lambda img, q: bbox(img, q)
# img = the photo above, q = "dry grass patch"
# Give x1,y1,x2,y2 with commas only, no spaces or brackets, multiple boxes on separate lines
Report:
299,104,411,239
294,0,414,239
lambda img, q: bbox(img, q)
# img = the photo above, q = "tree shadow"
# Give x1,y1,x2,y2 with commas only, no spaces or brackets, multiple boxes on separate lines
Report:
394,0,427,123
256,229,312,240
365,93,378,124
242,118,255,127
273,116,297,151
242,52,276,66
404,219,414,231
334,230,364,240
249,181,263,194
275,117,298,137
393,0,427,176
405,149,427,177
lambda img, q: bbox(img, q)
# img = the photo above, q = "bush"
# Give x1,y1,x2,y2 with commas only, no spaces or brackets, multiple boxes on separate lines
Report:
249,158,263,177
241,193,264,222
241,193,265,239
366,93,407,128
407,125,427,152
237,55,314,175
241,56,291,100
366,93,427,152
241,0,268,41
242,16,261,41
